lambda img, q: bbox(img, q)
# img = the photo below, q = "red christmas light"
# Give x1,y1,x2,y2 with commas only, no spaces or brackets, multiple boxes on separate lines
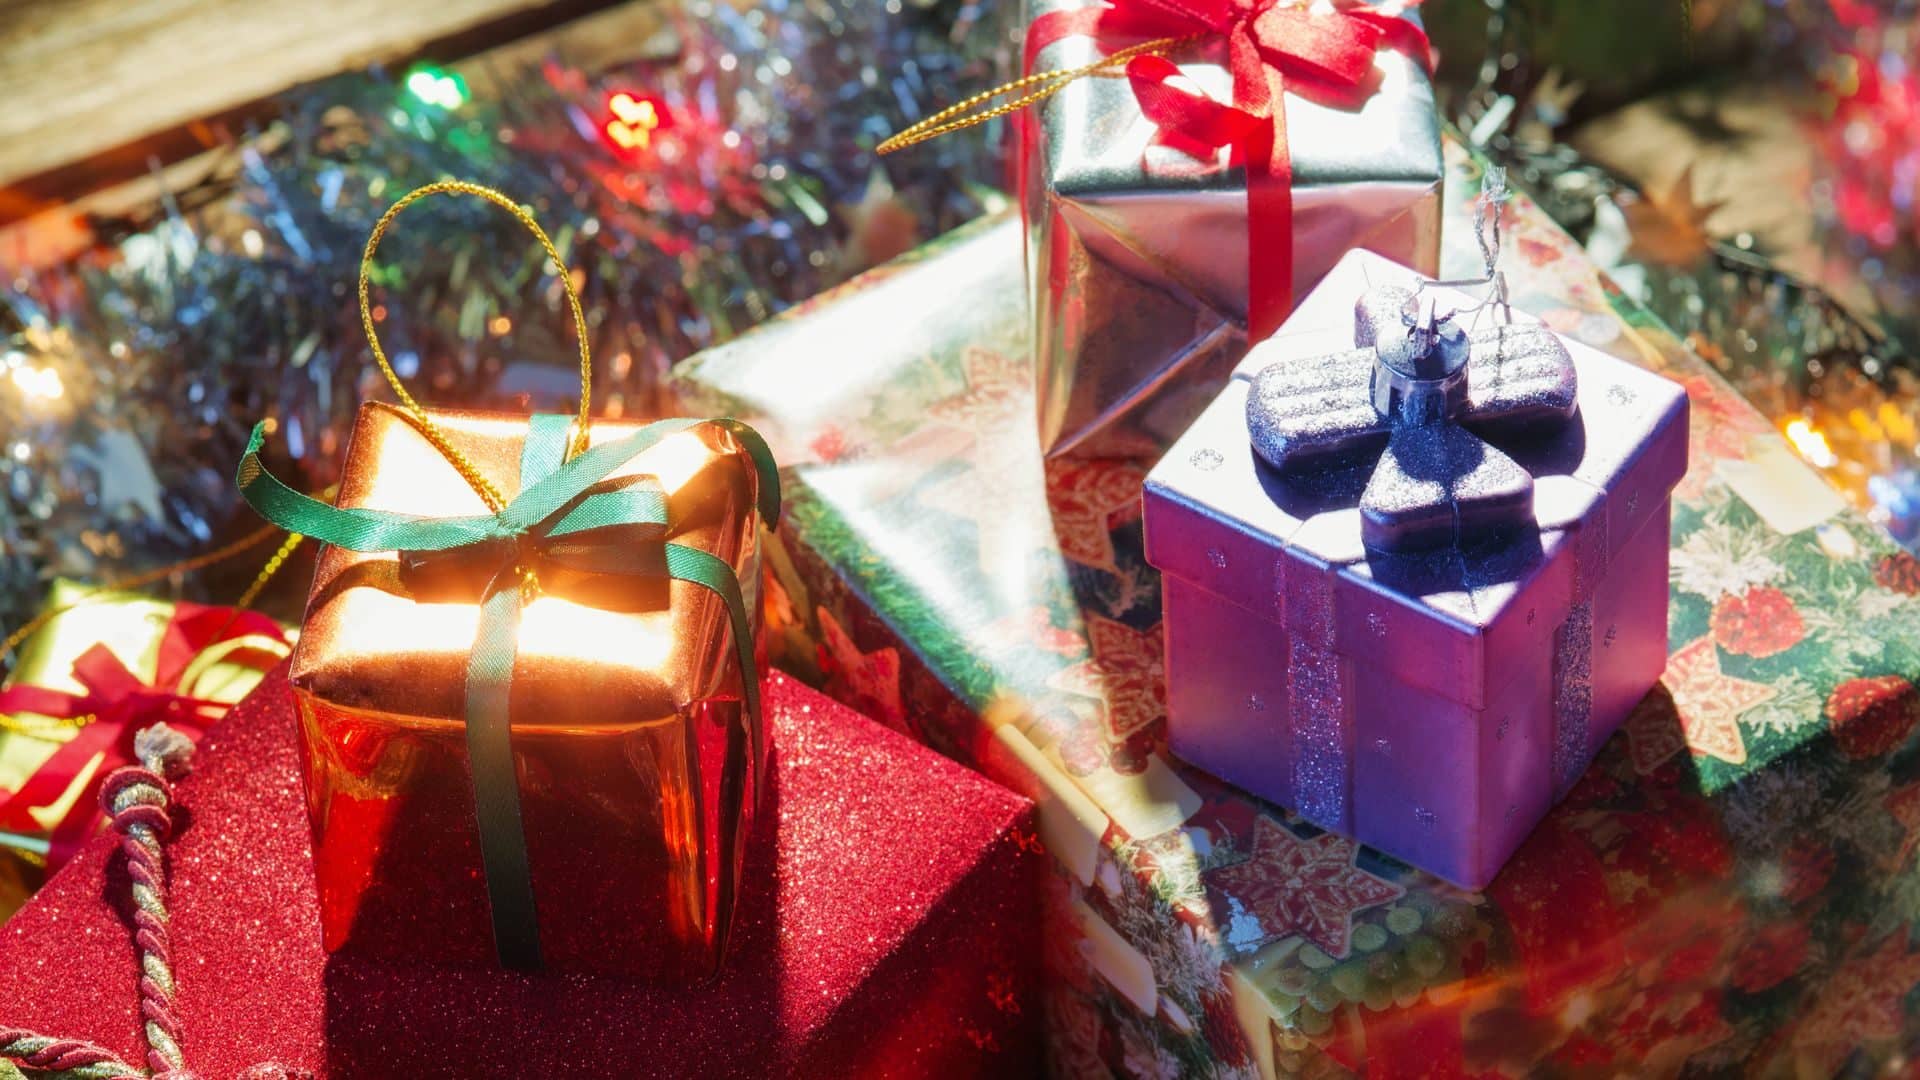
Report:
604,91,670,153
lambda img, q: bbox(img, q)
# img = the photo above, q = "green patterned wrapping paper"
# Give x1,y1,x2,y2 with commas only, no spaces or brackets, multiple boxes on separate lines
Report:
671,141,1920,1077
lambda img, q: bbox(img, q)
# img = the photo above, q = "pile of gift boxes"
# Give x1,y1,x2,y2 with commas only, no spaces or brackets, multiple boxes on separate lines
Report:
1,5,1918,1077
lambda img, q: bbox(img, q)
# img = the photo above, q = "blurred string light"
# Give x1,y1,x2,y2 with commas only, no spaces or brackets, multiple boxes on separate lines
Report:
0,0,1018,637
405,66,471,110
604,91,669,152
1785,418,1840,469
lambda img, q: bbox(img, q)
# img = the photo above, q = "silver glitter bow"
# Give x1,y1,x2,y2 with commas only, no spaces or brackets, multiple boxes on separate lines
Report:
1244,286,1579,553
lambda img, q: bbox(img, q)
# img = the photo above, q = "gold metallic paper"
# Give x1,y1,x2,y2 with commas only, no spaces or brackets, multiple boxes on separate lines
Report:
289,402,766,978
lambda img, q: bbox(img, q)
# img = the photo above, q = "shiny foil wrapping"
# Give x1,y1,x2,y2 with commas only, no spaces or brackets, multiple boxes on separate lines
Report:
289,402,765,977
0,580,286,916
1023,0,1445,458
1144,251,1691,888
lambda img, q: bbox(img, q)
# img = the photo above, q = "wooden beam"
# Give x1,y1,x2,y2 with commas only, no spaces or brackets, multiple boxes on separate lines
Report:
0,0,650,219
0,2,678,266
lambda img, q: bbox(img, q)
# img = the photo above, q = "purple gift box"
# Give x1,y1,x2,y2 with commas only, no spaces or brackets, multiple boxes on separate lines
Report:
1142,250,1689,888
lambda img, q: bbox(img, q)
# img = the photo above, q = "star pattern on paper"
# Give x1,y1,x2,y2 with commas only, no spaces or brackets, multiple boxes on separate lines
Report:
907,347,1055,573
1664,637,1775,767
1884,781,1920,870
816,606,906,733
924,347,1031,437
1046,459,1147,573
1625,691,1691,775
1792,933,1920,1050
1205,817,1403,959
1046,616,1166,741
1623,163,1727,269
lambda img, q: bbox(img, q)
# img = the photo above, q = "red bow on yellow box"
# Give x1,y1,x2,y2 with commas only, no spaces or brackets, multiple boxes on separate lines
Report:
0,601,288,870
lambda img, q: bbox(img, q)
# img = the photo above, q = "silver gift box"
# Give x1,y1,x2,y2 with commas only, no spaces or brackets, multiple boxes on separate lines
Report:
1023,0,1445,458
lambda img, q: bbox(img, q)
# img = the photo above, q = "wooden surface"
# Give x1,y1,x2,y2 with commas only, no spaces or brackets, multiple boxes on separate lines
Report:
0,0,646,219
0,1,676,266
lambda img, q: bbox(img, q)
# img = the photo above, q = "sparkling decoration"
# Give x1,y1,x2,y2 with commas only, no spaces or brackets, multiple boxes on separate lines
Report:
1205,816,1403,959
0,0,1016,641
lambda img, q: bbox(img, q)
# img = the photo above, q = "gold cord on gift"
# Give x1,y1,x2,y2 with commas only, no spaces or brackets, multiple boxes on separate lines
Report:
234,529,307,611
359,180,596,513
0,523,288,669
876,34,1193,154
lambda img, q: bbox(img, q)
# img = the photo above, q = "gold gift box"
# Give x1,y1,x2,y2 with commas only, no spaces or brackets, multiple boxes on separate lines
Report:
289,402,767,977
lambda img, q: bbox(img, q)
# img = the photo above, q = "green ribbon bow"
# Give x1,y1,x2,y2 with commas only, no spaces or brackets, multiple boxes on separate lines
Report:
238,413,779,969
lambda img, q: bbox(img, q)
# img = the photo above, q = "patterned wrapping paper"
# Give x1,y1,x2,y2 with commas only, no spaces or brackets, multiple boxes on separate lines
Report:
672,142,1920,1077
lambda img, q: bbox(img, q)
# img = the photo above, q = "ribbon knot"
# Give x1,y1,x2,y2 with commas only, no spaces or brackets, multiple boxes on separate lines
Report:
1016,0,1430,338
1245,283,1578,553
238,411,779,969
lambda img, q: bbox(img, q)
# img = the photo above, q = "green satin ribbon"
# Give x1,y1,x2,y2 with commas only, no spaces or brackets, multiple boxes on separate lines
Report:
238,413,779,969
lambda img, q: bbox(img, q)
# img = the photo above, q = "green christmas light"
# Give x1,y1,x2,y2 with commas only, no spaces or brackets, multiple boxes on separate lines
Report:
406,66,470,110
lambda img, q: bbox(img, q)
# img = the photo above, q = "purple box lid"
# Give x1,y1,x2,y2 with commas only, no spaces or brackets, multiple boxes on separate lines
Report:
1144,251,1689,709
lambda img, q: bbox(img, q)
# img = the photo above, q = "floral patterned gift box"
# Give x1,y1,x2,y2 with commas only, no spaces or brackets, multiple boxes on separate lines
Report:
672,141,1920,1077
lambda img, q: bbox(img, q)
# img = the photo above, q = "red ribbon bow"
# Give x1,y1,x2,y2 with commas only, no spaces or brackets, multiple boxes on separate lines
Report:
1027,0,1431,339
0,602,285,870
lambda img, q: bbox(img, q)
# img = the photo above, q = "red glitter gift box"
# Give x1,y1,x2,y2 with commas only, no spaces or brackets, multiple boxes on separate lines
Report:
0,670,1045,1078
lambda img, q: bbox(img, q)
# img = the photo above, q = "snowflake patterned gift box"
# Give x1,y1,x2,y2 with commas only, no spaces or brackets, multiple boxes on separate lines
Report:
1144,251,1689,888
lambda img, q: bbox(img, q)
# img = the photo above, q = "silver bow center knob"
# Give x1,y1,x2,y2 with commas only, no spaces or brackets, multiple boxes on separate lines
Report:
1245,285,1579,553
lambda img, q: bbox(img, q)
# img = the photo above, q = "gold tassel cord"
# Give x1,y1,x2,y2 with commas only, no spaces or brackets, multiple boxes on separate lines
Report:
358,180,597,513
877,34,1193,155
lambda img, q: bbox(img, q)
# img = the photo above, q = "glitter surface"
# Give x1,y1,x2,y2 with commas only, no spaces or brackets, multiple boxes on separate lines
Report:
0,671,1044,1078
1288,639,1350,831
1550,601,1595,797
